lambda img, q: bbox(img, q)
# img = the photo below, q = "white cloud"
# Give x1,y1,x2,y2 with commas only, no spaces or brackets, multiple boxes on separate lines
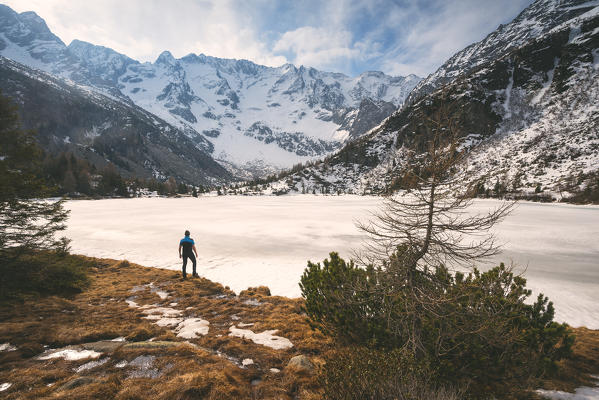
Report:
2,0,288,66
375,0,533,76
273,26,363,70
2,0,534,76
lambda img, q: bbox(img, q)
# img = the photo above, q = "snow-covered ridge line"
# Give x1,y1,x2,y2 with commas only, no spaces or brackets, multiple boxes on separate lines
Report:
0,3,420,174
408,0,599,103
256,0,599,203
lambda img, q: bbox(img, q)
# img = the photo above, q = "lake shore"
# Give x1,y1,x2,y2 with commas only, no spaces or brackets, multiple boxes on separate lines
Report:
63,196,599,328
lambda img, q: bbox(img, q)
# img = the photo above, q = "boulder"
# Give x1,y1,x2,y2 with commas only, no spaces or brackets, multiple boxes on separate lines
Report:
81,341,124,353
286,355,314,372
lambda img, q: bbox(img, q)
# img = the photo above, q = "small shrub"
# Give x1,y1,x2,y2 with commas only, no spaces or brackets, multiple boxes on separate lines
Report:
321,346,462,400
300,252,390,346
0,250,90,299
239,286,271,297
301,253,574,397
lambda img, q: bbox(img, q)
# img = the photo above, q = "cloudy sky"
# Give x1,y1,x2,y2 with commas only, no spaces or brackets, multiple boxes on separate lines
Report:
3,0,533,77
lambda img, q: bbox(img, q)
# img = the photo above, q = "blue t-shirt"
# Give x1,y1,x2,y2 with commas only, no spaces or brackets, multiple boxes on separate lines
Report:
180,236,195,254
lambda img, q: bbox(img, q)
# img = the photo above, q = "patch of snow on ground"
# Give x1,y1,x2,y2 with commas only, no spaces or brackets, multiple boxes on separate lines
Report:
0,383,11,392
74,358,109,372
0,343,17,352
125,299,139,308
38,349,102,361
175,318,210,338
242,358,254,366
537,382,599,400
229,326,293,350
155,291,169,300
152,317,184,327
141,306,182,317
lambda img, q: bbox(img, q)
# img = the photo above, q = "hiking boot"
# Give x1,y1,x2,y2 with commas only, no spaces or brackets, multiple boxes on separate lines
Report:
182,274,187,280
192,273,199,278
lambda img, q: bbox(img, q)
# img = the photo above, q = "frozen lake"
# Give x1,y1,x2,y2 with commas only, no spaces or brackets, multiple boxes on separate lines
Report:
64,196,599,328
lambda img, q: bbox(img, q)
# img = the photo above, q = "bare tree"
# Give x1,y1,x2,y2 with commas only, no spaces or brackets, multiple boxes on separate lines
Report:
357,100,515,274
352,97,516,356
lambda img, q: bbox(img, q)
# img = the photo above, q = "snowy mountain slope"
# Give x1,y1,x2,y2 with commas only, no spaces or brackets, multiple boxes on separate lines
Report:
408,0,599,103
260,2,599,200
0,4,420,176
0,56,231,185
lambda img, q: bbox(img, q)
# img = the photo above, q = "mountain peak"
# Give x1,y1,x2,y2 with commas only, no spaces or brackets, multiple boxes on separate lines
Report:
67,39,133,60
156,50,176,65
0,5,64,47
19,10,44,22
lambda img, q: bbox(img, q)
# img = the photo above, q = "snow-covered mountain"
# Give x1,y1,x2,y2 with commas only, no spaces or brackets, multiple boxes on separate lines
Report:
260,0,599,201
408,0,599,103
0,56,231,185
0,4,420,177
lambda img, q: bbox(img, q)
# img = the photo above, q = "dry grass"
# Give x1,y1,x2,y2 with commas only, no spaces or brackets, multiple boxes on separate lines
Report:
0,255,597,399
535,327,599,394
0,256,329,399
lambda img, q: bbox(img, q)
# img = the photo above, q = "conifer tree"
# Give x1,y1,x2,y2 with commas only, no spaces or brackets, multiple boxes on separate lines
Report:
0,91,69,258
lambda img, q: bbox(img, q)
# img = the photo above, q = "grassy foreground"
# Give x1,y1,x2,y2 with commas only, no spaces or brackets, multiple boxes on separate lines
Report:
0,256,597,399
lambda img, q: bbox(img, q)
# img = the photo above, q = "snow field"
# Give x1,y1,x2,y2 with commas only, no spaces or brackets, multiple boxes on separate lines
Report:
63,196,599,328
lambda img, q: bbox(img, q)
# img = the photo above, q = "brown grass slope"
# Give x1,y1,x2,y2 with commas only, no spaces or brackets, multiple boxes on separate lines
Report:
0,256,328,399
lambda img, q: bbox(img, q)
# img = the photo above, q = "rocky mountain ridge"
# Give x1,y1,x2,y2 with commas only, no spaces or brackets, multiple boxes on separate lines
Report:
408,0,598,102
0,56,231,185
257,0,599,201
0,3,420,177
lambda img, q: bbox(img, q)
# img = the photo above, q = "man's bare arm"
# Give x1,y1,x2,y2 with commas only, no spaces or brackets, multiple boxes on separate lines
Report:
179,244,182,258
192,244,198,258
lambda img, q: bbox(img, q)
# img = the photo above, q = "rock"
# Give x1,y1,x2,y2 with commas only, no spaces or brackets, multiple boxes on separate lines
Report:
59,376,97,391
127,355,162,379
81,341,124,353
123,341,181,349
286,355,314,372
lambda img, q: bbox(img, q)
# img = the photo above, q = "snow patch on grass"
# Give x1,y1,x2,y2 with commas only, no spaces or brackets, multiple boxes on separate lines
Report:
175,318,210,338
74,357,109,373
537,387,599,399
153,317,185,327
125,299,139,308
0,343,17,352
155,290,169,299
229,326,293,350
37,348,102,361
141,306,182,317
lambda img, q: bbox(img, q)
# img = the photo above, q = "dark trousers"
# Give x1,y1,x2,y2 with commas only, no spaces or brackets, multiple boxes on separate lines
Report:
182,253,196,277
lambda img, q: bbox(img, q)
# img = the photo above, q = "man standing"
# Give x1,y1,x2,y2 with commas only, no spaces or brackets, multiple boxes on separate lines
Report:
179,230,198,279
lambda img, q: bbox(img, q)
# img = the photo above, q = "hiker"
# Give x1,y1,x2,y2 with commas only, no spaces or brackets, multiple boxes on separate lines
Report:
179,230,198,279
